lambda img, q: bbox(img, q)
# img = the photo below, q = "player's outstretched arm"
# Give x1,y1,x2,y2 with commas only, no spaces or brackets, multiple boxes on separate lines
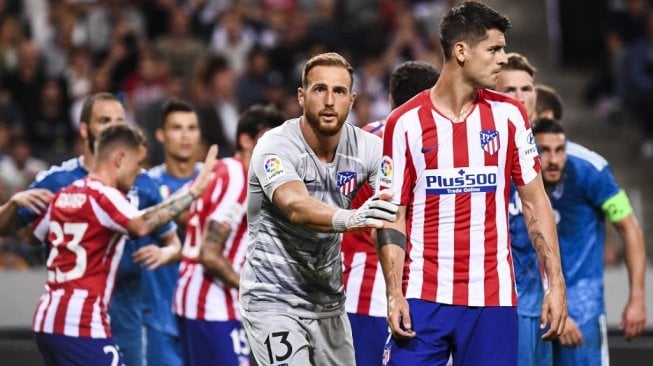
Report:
128,145,218,237
377,206,415,340
272,181,398,233
613,213,646,341
199,220,240,288
0,189,53,236
516,175,567,340
132,230,182,270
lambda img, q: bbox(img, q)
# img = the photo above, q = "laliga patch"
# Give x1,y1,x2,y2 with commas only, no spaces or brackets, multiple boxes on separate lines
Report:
337,171,357,196
480,129,500,156
517,128,538,158
264,155,286,182
379,155,393,187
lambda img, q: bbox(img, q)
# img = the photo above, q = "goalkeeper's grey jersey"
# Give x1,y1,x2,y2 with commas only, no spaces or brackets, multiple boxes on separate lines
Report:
240,117,382,319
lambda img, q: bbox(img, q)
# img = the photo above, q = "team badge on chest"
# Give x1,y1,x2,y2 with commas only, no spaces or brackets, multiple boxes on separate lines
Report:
337,171,357,196
480,129,500,156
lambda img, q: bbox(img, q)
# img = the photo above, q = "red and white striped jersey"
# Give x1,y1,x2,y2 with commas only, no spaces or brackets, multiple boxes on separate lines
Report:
380,89,540,307
174,157,248,321
31,177,139,338
342,119,387,317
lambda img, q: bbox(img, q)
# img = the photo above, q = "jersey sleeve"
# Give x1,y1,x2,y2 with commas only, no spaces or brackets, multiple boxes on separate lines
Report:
380,115,410,205
363,132,383,196
94,187,140,234
17,174,64,226
31,205,53,242
585,164,624,220
510,121,540,186
206,163,246,229
250,134,302,201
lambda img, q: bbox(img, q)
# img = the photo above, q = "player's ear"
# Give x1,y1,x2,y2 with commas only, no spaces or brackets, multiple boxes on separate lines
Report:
297,87,304,108
454,41,466,64
238,133,254,151
155,128,164,143
79,122,89,140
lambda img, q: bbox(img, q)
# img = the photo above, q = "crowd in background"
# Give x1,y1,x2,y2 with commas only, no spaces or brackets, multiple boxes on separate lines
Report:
0,0,652,269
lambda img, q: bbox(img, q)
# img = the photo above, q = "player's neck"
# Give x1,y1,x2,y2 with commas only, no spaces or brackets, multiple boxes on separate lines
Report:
235,150,251,173
81,149,95,172
299,116,341,163
89,165,117,188
164,156,196,179
431,69,477,122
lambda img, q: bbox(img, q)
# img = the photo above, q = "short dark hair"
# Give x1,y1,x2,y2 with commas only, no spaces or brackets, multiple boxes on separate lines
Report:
80,92,119,125
532,118,565,135
236,104,285,150
95,123,147,160
503,53,536,77
535,84,563,120
439,1,511,61
302,52,354,89
389,61,440,108
160,99,196,128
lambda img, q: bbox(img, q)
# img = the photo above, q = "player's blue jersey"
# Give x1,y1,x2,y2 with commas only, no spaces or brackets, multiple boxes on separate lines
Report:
508,183,544,317
555,142,620,324
142,163,199,335
17,157,88,226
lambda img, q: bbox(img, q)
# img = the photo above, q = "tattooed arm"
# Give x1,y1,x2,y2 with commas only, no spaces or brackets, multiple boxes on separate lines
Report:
377,206,415,339
199,220,240,288
127,145,218,237
516,174,567,340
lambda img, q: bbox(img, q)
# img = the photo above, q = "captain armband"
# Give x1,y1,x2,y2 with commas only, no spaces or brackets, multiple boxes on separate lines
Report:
377,228,406,250
601,190,633,223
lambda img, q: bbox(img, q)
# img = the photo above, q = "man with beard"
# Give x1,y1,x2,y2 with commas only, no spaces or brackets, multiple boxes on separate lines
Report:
239,52,398,366
532,119,646,365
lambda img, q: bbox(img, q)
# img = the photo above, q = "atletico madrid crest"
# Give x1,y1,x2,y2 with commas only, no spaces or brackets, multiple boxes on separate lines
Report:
480,129,500,156
337,171,357,196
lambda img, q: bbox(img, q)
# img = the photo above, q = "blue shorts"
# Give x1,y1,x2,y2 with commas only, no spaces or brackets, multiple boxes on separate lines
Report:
347,313,389,366
383,299,517,366
177,316,250,366
553,313,609,366
518,314,552,366
34,332,125,366
144,325,182,366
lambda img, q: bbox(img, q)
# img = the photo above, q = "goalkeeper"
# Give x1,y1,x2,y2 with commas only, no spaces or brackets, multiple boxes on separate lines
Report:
239,51,396,366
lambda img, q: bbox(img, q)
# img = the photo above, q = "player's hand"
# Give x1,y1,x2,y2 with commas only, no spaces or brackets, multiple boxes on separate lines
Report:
332,189,398,232
189,144,219,197
540,281,567,340
11,189,53,214
621,296,646,341
558,316,584,347
387,291,415,340
133,244,179,270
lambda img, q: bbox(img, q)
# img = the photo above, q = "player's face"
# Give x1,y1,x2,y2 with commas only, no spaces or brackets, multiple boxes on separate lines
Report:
463,29,508,89
158,111,201,162
84,100,126,153
495,69,536,120
117,145,147,192
536,132,567,186
298,65,355,137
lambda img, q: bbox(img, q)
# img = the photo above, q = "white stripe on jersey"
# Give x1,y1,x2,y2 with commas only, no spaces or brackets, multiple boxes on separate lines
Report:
466,112,487,305
174,262,192,316
344,252,366,312
103,235,126,306
63,289,87,337
184,265,204,319
42,289,64,333
370,262,387,317
208,159,246,227
567,141,608,171
33,292,50,332
204,283,229,319
90,297,105,338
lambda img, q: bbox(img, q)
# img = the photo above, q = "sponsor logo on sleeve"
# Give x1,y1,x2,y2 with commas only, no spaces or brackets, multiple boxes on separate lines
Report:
424,166,498,195
337,171,357,196
517,128,538,158
379,156,393,186
264,155,286,182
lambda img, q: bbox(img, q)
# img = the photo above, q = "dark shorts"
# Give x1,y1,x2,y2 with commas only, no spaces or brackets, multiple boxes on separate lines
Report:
348,312,389,366
34,332,125,366
177,316,250,366
383,299,518,366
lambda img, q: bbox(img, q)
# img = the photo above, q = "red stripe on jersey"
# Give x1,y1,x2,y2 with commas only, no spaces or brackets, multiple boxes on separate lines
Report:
196,275,212,319
224,285,236,319
451,121,471,304
78,296,95,338
479,101,500,305
341,251,354,290
417,104,440,300
53,294,71,335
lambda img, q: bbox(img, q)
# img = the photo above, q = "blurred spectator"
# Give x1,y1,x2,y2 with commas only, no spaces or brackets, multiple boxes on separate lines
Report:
81,0,146,57
0,135,47,199
209,7,256,74
2,40,45,130
0,240,29,271
155,9,206,81
624,9,653,158
26,78,74,164
40,2,80,78
196,55,239,157
122,47,168,116
236,46,274,108
0,15,23,78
